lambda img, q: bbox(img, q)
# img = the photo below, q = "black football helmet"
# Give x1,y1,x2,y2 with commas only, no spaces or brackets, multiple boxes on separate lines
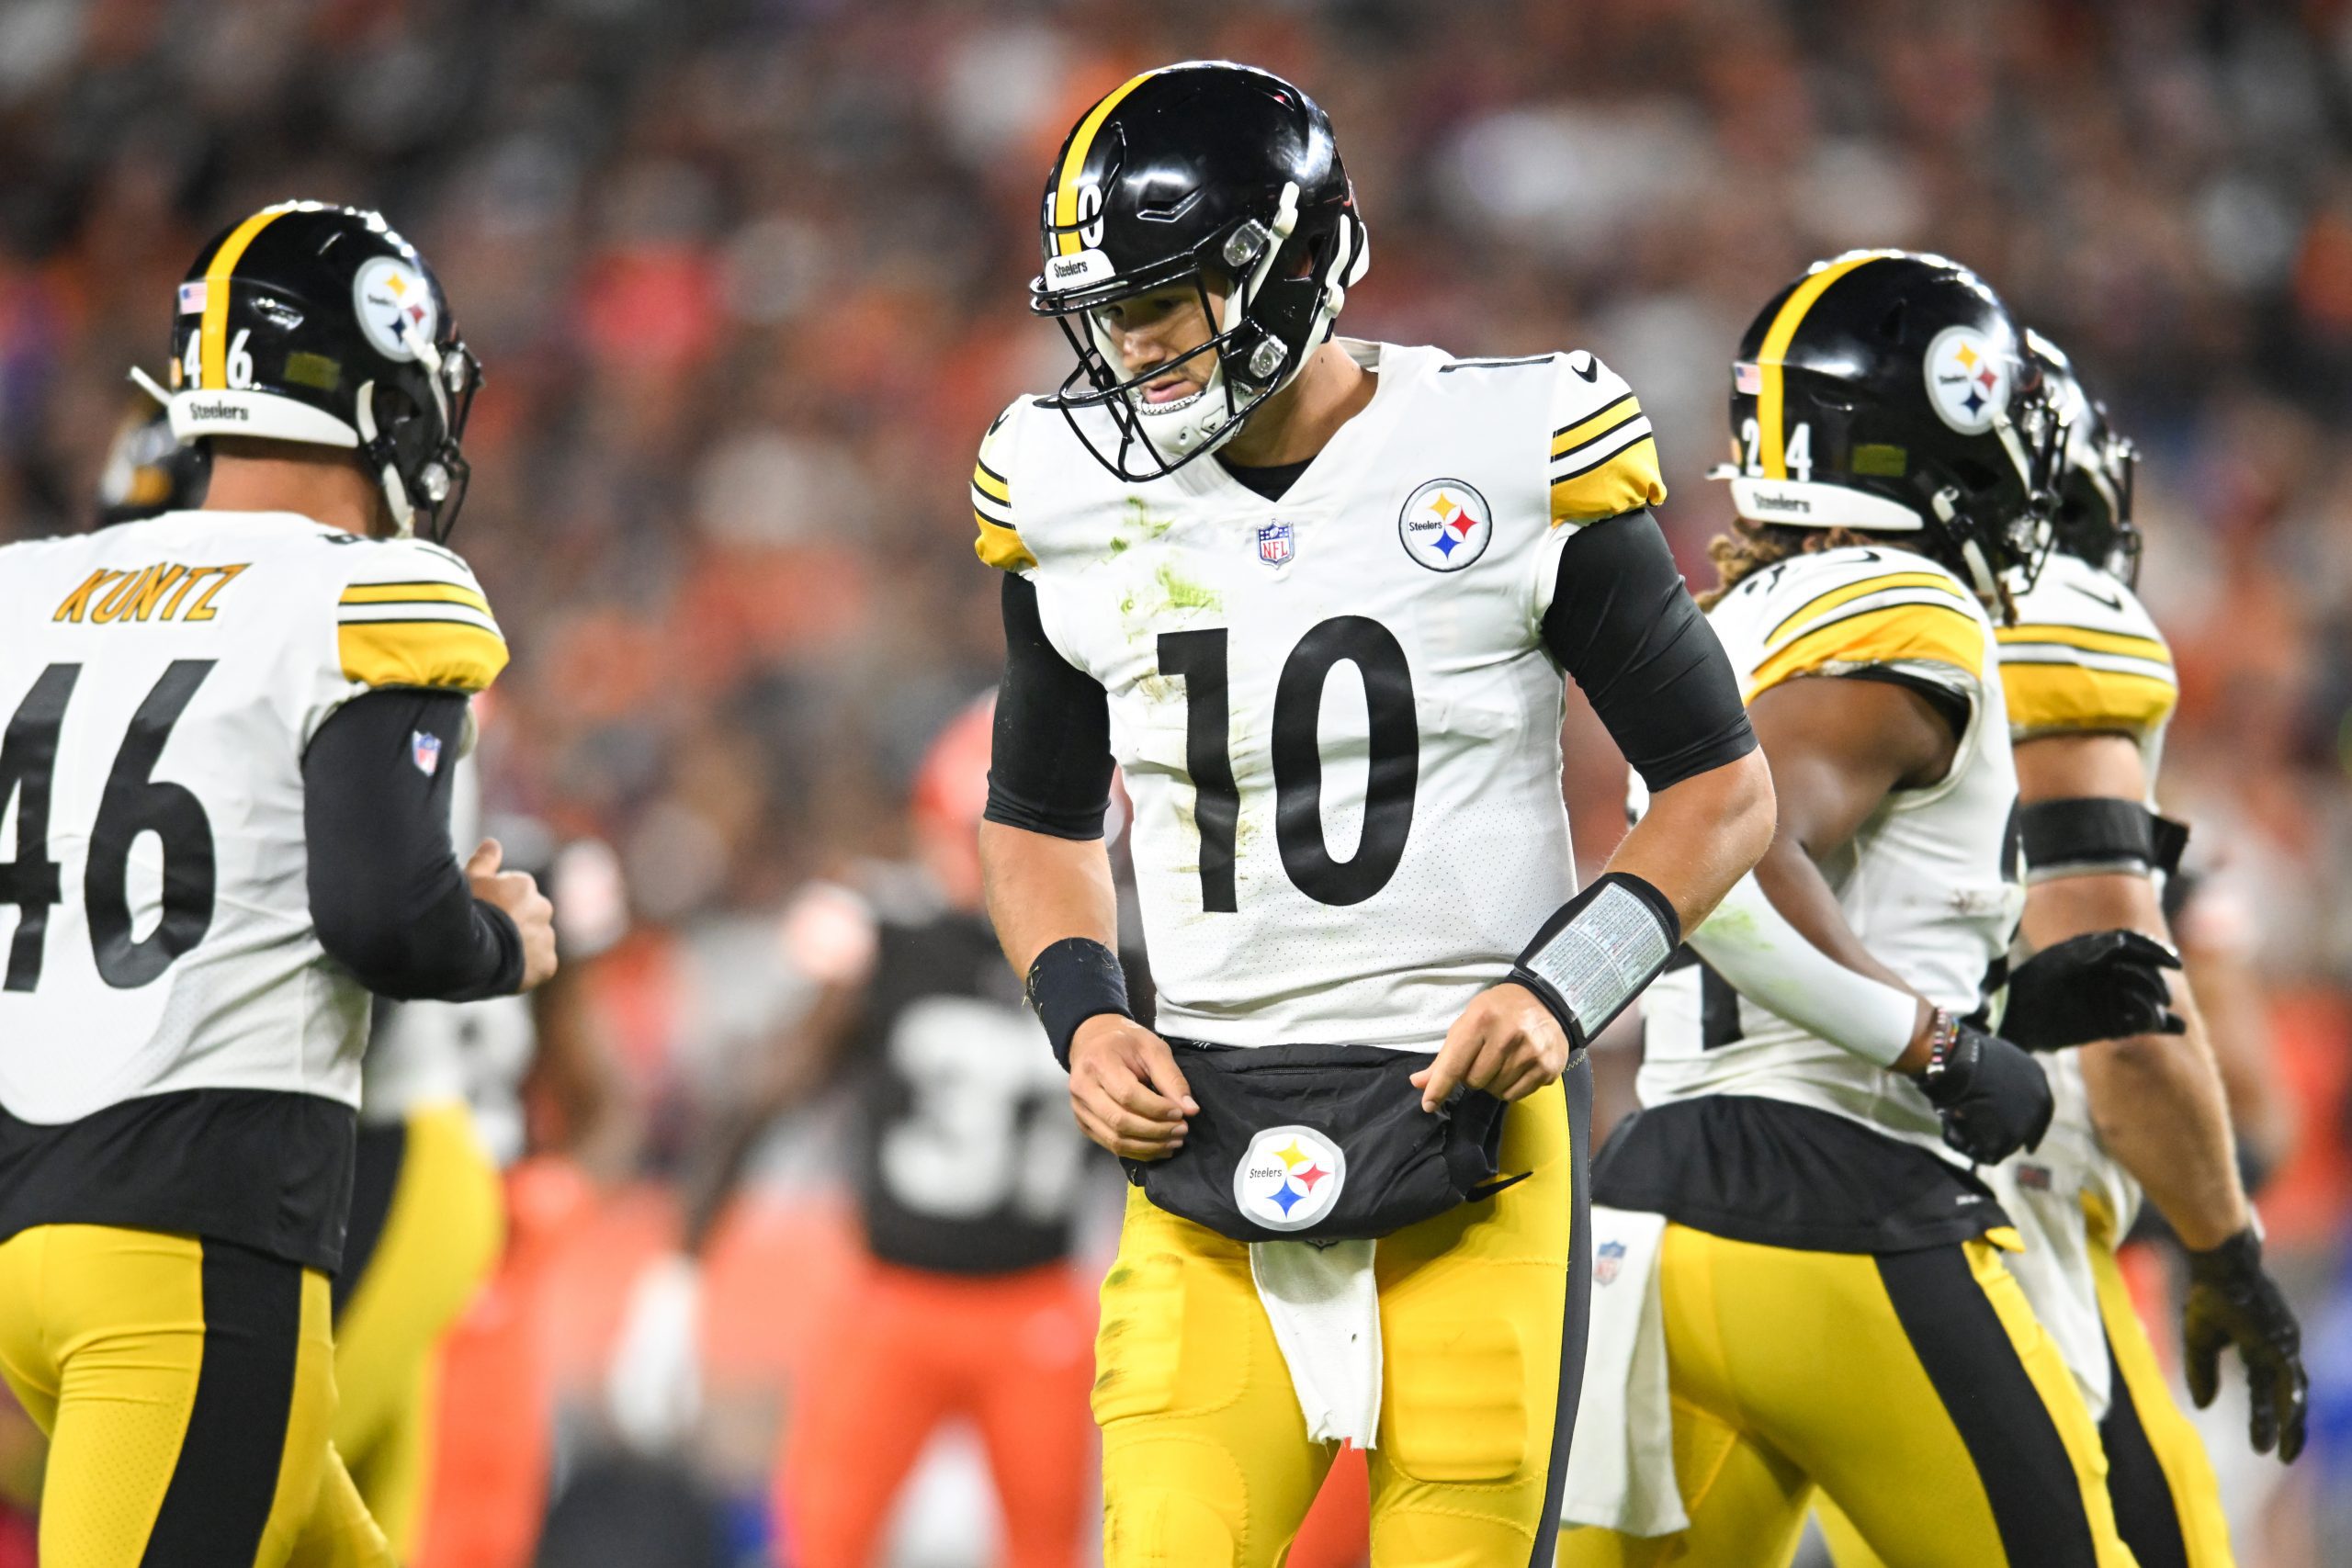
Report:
2024,330,2141,587
1030,62,1372,480
96,378,209,527
166,201,480,541
1715,250,2063,602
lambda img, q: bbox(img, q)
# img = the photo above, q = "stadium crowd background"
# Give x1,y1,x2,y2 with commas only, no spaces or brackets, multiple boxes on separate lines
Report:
2,0,2350,1562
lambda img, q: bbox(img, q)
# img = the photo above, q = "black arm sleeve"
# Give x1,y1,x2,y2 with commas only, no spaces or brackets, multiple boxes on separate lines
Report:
305,688,524,1002
1541,510,1758,792
984,571,1115,840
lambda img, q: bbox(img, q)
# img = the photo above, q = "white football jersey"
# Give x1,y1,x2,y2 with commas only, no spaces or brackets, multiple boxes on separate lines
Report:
1983,552,2180,1411
975,340,1668,1049
1638,545,2024,1160
362,748,536,1158
0,510,505,1123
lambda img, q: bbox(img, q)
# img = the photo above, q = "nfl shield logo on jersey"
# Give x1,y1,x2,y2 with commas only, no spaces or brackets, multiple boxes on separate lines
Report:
1397,479,1493,572
1595,1238,1627,1286
1233,1124,1347,1233
411,729,442,776
1257,520,1295,567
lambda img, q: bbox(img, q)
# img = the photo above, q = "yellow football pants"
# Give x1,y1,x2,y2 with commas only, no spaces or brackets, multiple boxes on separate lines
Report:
1093,1065,1589,1568
1819,1217,2233,1568
1556,1224,2135,1568
333,1100,504,1560
0,1224,390,1568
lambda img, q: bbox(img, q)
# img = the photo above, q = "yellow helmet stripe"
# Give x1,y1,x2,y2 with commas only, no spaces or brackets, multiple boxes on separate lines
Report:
199,205,292,390
1051,71,1158,257
1756,252,1885,479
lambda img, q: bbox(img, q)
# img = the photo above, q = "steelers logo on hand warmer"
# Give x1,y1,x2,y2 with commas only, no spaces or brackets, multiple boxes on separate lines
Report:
1234,1125,1349,1233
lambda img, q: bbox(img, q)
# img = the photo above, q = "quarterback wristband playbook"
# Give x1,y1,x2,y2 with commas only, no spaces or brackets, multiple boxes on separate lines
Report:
1509,873,1681,1051
2018,796,2189,883
1025,937,1132,1070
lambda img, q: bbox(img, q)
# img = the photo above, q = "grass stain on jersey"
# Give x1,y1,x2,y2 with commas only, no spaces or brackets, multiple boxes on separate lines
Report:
1153,562,1220,614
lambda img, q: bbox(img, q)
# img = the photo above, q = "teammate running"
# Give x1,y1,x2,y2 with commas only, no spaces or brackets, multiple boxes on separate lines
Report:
976,62,1775,1567
0,200,556,1566
1560,252,2181,1568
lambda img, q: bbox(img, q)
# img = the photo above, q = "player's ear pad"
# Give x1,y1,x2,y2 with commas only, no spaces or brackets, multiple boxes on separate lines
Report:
1125,1041,1507,1244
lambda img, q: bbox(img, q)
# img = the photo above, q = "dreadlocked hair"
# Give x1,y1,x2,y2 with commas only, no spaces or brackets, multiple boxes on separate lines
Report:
1695,516,2019,622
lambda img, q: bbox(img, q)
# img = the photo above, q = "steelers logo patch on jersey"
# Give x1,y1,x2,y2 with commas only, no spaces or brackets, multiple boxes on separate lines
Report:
1234,1125,1347,1233
352,256,437,363
1397,479,1493,572
1925,325,2010,434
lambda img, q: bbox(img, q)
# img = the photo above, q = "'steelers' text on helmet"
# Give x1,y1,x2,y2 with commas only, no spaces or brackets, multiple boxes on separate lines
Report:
1714,250,2063,603
2024,330,2141,588
167,201,481,542
1030,62,1372,481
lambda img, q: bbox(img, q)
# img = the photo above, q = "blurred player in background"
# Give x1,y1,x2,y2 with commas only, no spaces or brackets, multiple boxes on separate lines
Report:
980,62,1773,1568
610,693,1102,1568
0,199,556,1565
1817,340,2306,1568
1564,252,2182,1568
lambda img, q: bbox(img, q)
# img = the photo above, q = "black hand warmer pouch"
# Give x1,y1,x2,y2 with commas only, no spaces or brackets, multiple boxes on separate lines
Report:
1122,1040,1510,1245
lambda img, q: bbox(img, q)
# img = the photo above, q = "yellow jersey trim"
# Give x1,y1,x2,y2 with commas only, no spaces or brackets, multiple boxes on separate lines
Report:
973,512,1036,573
2002,661,2177,735
1550,437,1666,526
971,463,1011,505
1767,570,1970,646
339,581,493,615
1758,253,1885,479
1550,393,1639,457
1995,622,2171,664
200,207,289,391
1747,600,1984,700
339,619,508,694
1052,73,1158,257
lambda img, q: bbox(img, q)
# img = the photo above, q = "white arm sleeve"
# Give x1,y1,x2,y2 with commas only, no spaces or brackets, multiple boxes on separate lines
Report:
1687,872,1921,1066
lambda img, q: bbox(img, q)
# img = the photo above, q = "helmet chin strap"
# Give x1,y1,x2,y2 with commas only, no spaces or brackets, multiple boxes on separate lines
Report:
354,380,417,537
1932,487,2001,602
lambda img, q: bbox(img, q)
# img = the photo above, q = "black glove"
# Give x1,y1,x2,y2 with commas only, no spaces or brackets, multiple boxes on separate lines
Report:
2003,930,2183,1050
2184,1227,2308,1463
1917,1022,2054,1165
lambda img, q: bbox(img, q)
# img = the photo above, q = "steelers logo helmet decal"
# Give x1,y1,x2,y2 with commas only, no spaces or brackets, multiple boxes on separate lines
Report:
1925,324,2011,434
1233,1124,1347,1233
1397,479,1493,572
352,255,438,363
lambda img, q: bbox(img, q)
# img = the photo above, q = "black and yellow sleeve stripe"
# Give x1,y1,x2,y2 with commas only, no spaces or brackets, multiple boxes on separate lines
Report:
1995,622,2177,734
1550,391,1666,526
969,420,1035,572
337,576,507,693
1747,589,1985,700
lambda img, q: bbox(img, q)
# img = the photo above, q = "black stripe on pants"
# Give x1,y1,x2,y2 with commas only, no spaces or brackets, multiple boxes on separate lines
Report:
1877,1246,2100,1568
142,1240,302,1568
1527,1055,1596,1568
2099,1330,2190,1568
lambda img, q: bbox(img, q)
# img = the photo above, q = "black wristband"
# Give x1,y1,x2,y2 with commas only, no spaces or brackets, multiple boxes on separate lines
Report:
1508,872,1681,1052
1025,937,1133,1071
2187,1224,2264,1287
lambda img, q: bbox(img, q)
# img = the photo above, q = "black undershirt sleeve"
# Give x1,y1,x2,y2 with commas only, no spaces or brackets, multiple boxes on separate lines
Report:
985,572,1116,840
1541,509,1758,793
304,688,523,1001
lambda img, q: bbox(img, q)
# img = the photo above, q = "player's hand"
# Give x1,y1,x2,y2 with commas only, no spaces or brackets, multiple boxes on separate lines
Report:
1917,1024,2054,1164
469,839,559,991
1068,1015,1197,1161
2002,930,2183,1050
2184,1228,2309,1463
1413,982,1569,1113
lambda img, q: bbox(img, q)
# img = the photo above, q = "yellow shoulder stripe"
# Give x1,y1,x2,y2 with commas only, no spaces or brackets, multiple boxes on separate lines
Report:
2004,661,2177,735
1747,601,1984,700
974,511,1035,573
1550,437,1666,526
1995,622,2170,664
972,463,1011,505
339,619,508,694
1768,570,1967,645
340,580,492,615
1551,393,1638,457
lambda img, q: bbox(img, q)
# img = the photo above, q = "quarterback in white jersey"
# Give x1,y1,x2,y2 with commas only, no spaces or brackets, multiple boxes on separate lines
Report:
1565,253,2180,1568
975,63,1773,1568
0,202,553,1567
